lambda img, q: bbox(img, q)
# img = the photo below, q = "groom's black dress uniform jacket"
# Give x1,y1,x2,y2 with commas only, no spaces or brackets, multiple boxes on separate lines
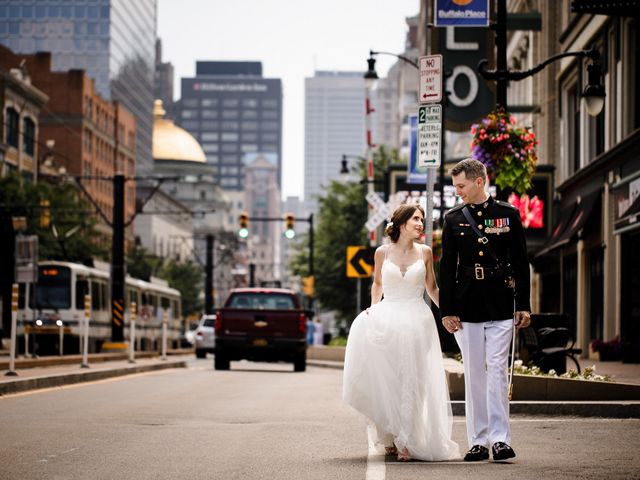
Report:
440,195,530,323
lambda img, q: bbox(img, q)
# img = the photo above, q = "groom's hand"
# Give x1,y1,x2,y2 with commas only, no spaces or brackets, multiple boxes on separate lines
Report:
442,316,461,333
515,311,531,329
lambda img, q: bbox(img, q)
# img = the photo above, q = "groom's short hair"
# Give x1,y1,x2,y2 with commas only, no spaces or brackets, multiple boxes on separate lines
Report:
450,158,487,182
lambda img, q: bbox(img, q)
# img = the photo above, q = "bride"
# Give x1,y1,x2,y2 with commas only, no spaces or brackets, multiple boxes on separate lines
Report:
342,204,459,462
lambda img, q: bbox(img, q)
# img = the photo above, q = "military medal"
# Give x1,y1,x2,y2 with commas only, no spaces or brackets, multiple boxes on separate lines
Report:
485,217,511,234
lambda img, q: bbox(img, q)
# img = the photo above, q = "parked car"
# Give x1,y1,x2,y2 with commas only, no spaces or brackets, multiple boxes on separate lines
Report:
195,314,216,358
214,288,308,371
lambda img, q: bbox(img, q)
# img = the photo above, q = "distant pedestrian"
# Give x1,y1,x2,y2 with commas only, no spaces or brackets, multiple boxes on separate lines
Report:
313,318,323,345
440,158,531,462
306,318,314,345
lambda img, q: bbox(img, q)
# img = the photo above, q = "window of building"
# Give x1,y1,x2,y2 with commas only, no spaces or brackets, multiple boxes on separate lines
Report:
222,154,238,163
242,99,258,108
261,133,278,142
262,110,279,119
201,132,219,141
202,99,218,107
22,117,36,157
5,107,19,148
242,133,258,141
221,132,238,141
201,121,219,130
222,144,237,153
241,144,258,153
222,121,239,130
181,120,199,129
202,143,219,152
241,121,258,131
182,98,198,107
202,109,218,119
223,99,239,107
261,121,279,131
222,110,239,119
84,129,93,153
262,99,278,108
242,110,258,119
181,109,197,119
206,154,219,163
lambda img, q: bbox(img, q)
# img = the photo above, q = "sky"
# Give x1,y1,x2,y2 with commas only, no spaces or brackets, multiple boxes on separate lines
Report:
157,0,420,199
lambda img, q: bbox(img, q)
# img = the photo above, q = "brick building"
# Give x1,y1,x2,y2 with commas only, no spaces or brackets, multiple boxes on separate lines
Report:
0,45,137,240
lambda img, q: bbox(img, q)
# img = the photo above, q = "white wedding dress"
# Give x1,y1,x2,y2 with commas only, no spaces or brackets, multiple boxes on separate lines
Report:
342,247,459,461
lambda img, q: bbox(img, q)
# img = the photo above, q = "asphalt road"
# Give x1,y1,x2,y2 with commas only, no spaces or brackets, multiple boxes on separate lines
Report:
1,358,639,480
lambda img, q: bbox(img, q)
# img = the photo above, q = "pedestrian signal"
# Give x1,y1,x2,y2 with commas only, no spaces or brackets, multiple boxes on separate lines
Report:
284,213,295,239
302,275,315,298
238,212,249,238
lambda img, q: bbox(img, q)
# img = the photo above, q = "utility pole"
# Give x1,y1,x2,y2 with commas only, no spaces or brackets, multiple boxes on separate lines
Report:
205,234,214,314
110,173,125,343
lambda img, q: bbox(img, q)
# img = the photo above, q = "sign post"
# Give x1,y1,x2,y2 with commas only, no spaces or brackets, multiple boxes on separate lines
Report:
5,284,19,377
418,55,444,253
81,294,90,368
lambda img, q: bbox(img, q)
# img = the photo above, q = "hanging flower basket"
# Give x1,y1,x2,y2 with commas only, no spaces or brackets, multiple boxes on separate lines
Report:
470,111,538,195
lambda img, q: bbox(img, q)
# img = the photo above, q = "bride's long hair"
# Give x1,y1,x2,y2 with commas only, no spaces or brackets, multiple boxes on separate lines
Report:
384,204,425,242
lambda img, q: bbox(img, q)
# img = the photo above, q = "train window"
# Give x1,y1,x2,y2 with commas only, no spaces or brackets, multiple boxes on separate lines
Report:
76,280,89,309
149,294,158,308
33,266,71,309
161,297,170,310
100,283,108,311
172,300,181,319
18,283,26,309
141,293,148,305
91,282,100,310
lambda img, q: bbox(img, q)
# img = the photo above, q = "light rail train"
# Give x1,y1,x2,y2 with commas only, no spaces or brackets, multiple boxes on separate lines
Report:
16,261,183,354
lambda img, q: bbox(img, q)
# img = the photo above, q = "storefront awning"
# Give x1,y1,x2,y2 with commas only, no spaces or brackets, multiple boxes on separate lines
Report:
536,190,600,257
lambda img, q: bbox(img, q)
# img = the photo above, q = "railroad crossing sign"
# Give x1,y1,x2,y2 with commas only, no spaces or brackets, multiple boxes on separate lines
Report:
418,105,442,167
419,54,443,104
346,246,375,278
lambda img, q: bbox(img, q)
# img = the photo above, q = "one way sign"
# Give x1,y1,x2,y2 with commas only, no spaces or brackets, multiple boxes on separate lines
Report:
346,246,376,278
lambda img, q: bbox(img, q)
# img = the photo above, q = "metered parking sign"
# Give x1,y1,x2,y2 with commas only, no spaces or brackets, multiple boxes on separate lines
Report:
418,105,442,167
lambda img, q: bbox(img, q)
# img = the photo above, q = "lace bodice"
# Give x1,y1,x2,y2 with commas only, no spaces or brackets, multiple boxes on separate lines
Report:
381,250,426,302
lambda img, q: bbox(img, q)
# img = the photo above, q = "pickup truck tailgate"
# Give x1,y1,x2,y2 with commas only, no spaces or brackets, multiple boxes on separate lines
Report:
217,309,304,337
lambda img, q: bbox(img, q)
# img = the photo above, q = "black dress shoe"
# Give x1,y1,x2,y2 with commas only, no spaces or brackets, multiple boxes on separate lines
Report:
464,445,489,461
492,442,516,461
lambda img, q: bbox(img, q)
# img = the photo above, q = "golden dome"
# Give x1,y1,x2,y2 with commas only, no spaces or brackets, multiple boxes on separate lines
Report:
152,100,206,163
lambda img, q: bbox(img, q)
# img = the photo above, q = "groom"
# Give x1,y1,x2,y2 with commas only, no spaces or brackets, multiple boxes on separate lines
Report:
439,159,531,462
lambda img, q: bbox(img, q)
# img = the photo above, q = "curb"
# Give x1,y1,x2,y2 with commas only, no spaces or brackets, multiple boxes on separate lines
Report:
0,360,187,396
307,360,640,418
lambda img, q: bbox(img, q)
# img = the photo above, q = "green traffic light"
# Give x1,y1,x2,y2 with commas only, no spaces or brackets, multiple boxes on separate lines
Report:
238,228,249,238
284,229,295,240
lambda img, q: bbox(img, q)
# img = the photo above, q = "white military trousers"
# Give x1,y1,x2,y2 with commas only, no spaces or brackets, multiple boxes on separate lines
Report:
454,319,513,448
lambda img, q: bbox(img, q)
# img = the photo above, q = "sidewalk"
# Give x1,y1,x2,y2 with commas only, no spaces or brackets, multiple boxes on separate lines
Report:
0,352,189,396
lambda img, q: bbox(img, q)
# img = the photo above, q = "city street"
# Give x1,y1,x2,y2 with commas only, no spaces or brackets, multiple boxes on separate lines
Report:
1,359,639,480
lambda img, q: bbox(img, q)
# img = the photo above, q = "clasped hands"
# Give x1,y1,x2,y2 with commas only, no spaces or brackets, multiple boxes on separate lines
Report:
442,311,531,334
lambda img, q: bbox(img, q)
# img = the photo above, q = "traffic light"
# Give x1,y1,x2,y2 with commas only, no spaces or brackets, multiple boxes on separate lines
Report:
302,275,315,298
238,211,249,238
40,199,50,228
284,213,295,239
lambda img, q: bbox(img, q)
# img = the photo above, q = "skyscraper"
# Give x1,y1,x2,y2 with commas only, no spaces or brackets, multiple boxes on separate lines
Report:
178,61,283,191
304,71,365,210
0,0,157,175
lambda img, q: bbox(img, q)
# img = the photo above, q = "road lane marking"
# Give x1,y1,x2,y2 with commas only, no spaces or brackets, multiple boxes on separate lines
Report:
366,424,386,480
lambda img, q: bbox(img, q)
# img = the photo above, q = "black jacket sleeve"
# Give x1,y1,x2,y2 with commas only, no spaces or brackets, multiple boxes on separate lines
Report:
509,208,531,312
439,213,458,317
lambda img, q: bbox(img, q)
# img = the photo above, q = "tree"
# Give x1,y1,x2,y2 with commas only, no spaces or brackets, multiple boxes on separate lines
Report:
0,172,108,262
289,146,401,325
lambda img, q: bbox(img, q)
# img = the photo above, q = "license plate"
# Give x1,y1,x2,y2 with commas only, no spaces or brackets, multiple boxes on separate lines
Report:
253,338,268,347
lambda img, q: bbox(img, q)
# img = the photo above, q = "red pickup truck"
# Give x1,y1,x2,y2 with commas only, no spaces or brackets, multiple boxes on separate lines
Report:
214,288,308,372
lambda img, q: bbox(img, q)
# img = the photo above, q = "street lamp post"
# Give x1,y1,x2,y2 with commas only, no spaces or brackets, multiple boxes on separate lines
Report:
364,57,378,247
479,0,605,117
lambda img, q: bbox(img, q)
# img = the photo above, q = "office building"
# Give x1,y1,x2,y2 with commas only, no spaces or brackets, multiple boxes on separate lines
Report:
0,0,157,176
304,71,365,210
178,61,283,191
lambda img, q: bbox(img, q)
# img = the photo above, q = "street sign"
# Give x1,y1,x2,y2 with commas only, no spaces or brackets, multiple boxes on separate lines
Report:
418,105,442,167
346,246,375,278
419,54,443,104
